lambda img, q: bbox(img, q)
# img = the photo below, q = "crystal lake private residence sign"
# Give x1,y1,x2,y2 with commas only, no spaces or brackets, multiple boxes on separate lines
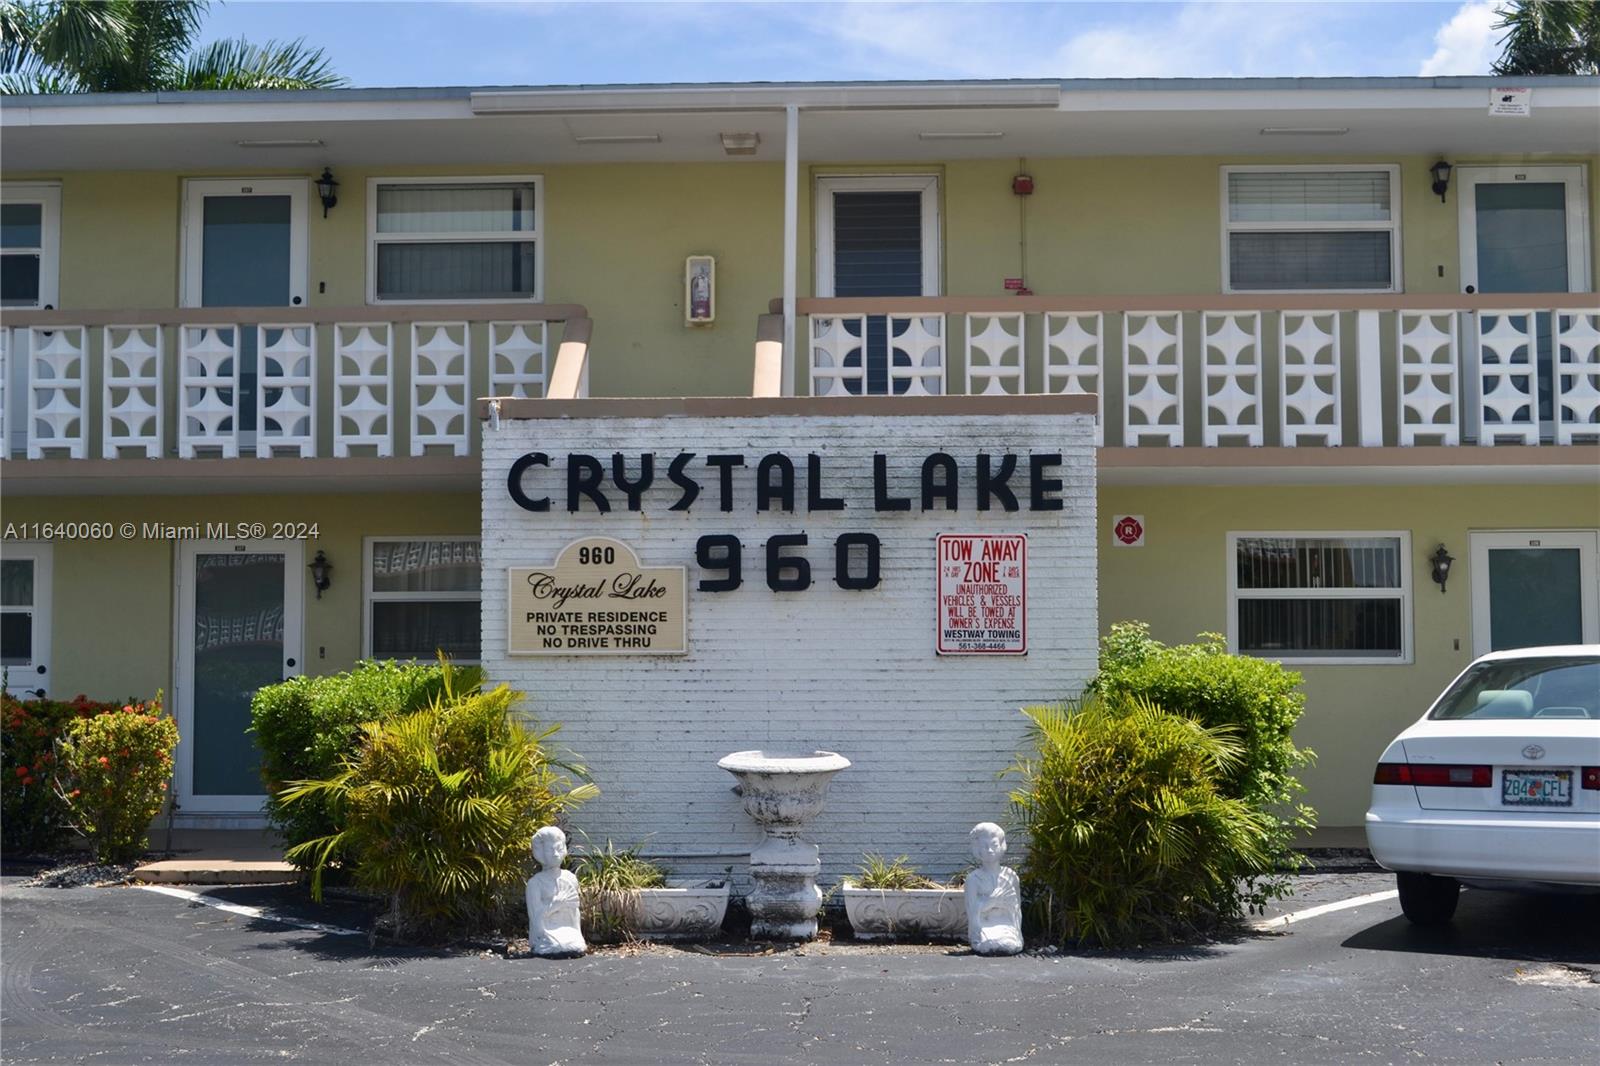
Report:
479,395,1098,881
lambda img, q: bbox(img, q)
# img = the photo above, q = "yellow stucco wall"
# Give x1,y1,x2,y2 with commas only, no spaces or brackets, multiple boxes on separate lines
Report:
1,492,478,700
9,153,1595,398
1098,482,1600,827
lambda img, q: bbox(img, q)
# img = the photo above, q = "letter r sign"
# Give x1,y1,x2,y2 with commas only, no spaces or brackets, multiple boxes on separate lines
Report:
1111,514,1145,548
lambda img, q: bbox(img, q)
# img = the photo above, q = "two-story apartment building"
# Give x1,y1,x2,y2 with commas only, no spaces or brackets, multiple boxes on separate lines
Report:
2,76,1596,850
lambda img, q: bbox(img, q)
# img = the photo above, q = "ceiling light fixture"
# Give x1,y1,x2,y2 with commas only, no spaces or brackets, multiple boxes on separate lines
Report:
917,130,1006,141
571,133,662,144
1259,127,1350,136
235,138,325,148
719,132,761,155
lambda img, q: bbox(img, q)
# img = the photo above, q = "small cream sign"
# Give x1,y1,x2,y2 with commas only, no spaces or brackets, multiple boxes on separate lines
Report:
509,537,687,655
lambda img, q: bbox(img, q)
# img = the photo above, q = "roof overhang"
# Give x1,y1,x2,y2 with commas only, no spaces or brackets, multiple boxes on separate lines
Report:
3,77,1596,171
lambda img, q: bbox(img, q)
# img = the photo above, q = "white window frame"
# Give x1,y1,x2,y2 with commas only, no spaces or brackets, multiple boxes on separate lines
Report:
1,542,52,697
814,174,941,298
366,175,544,305
1,182,61,310
1220,164,1402,295
362,536,483,662
1226,530,1414,665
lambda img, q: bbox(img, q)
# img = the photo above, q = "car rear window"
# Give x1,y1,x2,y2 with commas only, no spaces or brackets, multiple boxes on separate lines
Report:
1429,656,1599,720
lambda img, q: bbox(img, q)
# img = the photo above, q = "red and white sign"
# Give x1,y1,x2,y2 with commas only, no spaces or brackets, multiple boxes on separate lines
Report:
936,534,1026,655
1111,514,1145,547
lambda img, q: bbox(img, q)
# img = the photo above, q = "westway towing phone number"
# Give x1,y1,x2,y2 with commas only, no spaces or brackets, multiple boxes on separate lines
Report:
3,522,321,541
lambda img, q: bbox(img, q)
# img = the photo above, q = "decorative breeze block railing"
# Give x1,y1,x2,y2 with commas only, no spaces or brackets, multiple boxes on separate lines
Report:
26,326,87,459
1201,311,1263,446
1044,312,1102,444
809,313,945,396
179,325,240,457
1278,311,1341,446
965,313,1025,396
488,321,549,399
1122,311,1184,446
1396,311,1459,446
410,321,472,456
257,324,316,458
333,323,393,457
102,325,162,458
1555,311,1600,445
1475,310,1541,447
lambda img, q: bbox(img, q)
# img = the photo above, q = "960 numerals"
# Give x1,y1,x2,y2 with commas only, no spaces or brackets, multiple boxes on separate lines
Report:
695,533,880,592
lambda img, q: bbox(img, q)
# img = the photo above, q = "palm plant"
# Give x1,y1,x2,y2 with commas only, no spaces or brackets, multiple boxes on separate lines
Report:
1492,0,1600,75
1,0,347,94
279,662,598,941
1007,696,1272,948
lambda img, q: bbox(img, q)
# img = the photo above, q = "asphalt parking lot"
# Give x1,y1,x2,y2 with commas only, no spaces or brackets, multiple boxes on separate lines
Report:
2,871,1597,1065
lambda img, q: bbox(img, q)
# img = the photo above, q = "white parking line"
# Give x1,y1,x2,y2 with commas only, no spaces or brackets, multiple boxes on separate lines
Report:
138,884,367,937
1250,888,1400,931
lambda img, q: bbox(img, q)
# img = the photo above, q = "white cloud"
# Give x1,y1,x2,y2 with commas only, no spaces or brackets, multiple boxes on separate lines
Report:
1418,0,1501,76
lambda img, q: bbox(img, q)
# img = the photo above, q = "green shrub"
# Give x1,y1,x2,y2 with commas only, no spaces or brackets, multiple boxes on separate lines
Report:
1092,622,1315,881
847,853,943,890
2,694,129,854
1007,697,1272,948
280,664,597,941
251,660,480,866
55,698,178,864
574,840,668,943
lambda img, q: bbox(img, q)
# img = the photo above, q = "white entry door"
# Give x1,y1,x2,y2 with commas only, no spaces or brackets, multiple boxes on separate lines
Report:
1469,530,1599,657
1,543,52,697
174,540,304,813
814,174,941,395
1457,166,1591,441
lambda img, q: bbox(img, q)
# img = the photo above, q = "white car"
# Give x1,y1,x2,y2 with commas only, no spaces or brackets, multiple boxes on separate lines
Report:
1365,645,1600,925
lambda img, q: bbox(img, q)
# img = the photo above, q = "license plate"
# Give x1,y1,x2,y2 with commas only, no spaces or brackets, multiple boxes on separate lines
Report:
1502,769,1573,807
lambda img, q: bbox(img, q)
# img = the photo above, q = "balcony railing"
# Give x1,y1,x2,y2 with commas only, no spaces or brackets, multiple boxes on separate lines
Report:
0,304,591,461
756,295,1600,448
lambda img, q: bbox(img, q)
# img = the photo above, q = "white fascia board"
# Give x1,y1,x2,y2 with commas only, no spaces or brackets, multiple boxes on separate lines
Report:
471,83,1061,114
0,97,470,128
1059,86,1600,112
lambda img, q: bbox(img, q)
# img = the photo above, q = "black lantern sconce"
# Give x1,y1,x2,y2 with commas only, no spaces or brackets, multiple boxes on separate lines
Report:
309,550,333,599
1429,544,1454,593
315,167,339,217
1430,160,1453,204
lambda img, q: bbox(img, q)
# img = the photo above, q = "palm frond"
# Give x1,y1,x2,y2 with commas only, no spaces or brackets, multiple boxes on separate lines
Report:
176,35,347,91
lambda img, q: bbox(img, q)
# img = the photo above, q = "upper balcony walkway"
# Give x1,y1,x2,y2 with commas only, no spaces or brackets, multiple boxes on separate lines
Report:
754,294,1600,458
0,303,590,492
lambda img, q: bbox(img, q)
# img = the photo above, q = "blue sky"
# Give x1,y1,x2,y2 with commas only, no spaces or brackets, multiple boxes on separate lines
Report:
202,1,1511,87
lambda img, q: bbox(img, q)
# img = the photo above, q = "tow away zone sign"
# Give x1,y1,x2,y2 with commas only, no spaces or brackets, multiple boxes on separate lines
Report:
936,533,1027,655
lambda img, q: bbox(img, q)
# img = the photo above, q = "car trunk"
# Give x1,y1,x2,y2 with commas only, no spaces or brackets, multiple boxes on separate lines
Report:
1400,720,1600,813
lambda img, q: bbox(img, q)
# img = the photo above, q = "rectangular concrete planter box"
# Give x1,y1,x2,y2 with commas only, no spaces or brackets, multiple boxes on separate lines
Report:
629,880,730,941
842,885,966,941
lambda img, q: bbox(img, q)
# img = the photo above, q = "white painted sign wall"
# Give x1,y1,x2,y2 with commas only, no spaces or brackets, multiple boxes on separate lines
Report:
480,405,1097,882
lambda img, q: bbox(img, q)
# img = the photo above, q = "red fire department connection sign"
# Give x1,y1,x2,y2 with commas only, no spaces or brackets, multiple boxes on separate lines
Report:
936,534,1027,655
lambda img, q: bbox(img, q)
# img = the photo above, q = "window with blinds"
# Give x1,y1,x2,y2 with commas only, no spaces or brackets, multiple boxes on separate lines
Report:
364,538,482,661
369,178,541,302
1222,167,1399,293
1229,533,1411,662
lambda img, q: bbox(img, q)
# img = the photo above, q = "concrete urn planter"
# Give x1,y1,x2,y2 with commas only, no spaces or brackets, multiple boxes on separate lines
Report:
717,749,850,940
629,880,730,941
842,886,967,941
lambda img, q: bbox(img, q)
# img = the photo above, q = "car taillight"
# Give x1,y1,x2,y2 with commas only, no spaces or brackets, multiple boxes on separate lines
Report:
1583,767,1600,791
1373,762,1492,787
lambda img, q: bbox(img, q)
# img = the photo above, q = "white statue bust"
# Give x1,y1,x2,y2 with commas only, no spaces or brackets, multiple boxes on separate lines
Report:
964,822,1024,956
526,825,585,957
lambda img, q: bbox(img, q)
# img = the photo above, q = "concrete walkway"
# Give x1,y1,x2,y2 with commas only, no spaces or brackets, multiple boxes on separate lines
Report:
131,828,296,885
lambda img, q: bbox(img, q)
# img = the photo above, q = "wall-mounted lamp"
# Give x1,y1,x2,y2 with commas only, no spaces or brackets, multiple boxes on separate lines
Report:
315,167,340,217
1430,160,1453,204
1429,543,1454,593
309,550,333,598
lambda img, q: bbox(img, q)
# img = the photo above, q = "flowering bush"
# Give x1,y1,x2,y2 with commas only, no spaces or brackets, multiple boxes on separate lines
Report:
55,698,178,863
1,693,118,854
